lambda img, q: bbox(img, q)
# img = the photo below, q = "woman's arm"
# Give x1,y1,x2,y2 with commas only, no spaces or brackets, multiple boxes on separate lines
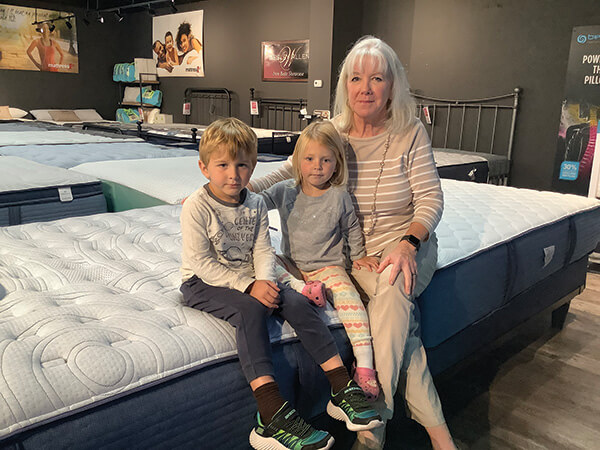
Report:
248,156,294,192
26,40,42,70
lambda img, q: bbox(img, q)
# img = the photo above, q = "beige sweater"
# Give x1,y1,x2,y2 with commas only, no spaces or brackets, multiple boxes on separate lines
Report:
249,120,443,257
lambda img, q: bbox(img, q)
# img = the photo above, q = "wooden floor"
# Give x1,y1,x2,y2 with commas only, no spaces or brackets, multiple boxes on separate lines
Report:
328,267,600,449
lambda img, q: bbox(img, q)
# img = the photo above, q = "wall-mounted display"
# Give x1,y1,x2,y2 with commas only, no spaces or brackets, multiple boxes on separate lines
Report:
261,39,309,82
0,4,78,73
152,10,204,77
553,25,600,196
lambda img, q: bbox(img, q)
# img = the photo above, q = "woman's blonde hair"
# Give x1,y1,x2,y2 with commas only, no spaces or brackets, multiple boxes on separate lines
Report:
333,35,416,135
291,120,347,187
199,117,257,167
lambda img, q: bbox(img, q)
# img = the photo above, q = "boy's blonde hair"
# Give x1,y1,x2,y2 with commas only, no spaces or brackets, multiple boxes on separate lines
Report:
199,117,258,166
291,120,347,187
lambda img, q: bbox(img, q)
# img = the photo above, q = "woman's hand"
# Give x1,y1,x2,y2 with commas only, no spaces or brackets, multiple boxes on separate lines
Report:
353,256,379,271
376,241,418,294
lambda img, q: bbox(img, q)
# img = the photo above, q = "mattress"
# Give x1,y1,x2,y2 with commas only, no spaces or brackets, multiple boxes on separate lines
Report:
0,205,341,443
70,156,288,210
434,147,510,180
0,142,197,169
433,149,489,182
0,181,598,446
0,156,107,226
0,130,141,146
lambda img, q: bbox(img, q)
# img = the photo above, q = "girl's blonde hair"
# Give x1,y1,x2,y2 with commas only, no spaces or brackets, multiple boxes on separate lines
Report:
333,35,416,135
291,120,347,187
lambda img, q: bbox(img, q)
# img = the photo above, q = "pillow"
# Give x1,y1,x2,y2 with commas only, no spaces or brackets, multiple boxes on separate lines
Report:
29,109,53,120
123,86,139,103
49,110,81,122
0,105,12,119
74,109,103,121
8,107,28,119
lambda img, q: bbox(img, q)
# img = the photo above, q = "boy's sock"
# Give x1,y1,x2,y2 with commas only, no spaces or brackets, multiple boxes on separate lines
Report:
252,382,286,424
325,366,352,394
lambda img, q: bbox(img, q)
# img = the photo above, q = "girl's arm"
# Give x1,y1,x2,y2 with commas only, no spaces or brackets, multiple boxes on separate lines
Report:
26,40,42,70
256,180,287,210
340,191,366,262
248,156,294,192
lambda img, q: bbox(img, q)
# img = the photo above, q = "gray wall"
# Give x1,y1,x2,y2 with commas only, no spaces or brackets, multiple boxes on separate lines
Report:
360,0,600,191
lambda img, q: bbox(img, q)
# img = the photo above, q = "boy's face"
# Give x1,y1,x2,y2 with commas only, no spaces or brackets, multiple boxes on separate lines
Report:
199,145,254,203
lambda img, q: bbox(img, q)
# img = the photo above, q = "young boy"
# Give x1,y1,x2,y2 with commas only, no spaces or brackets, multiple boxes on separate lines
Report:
180,118,382,450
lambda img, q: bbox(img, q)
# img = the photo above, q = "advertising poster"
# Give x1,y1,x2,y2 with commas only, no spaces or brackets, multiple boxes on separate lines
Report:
0,4,78,73
553,25,600,195
152,10,203,77
262,40,309,81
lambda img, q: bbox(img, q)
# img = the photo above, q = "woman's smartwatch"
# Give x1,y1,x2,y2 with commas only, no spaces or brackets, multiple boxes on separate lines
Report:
401,234,421,251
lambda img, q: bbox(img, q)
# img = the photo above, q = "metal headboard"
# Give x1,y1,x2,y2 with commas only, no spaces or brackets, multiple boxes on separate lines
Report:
249,88,308,131
413,88,521,175
184,87,232,125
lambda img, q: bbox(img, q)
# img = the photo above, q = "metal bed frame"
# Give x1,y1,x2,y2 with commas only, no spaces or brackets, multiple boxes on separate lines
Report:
413,88,521,184
184,87,232,125
249,88,308,132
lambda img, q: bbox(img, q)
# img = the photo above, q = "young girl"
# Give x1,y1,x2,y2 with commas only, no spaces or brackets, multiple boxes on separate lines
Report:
259,120,380,400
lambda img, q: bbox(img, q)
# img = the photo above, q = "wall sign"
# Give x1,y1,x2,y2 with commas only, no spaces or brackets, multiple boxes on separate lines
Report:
261,39,309,82
553,25,600,195
152,10,204,77
0,4,78,73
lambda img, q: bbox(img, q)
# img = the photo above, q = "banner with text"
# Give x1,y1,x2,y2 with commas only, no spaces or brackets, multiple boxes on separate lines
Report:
553,25,600,195
0,4,78,73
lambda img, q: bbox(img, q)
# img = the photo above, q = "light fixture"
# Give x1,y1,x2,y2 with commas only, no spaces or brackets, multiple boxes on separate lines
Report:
147,4,156,16
96,12,104,23
82,16,90,26
170,0,177,13
114,9,124,22
65,18,72,29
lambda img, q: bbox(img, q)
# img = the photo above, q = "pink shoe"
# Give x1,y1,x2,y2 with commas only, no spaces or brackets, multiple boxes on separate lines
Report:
353,367,380,402
302,281,327,307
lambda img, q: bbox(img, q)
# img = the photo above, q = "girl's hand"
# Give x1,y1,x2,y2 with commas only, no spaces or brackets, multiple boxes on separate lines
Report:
353,256,379,272
376,241,418,294
248,280,280,308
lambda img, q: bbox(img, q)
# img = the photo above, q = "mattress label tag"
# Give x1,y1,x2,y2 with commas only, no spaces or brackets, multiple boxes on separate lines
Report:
58,187,73,202
543,245,555,268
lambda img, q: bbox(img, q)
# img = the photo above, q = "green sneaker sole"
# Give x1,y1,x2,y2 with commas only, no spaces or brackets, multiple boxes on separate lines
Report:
326,401,384,432
249,429,335,450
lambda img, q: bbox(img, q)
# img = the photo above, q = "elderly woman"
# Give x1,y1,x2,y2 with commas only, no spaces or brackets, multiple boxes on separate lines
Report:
249,36,455,450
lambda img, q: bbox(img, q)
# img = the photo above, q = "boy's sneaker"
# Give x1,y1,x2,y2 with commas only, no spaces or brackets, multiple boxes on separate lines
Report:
327,380,384,432
250,401,334,450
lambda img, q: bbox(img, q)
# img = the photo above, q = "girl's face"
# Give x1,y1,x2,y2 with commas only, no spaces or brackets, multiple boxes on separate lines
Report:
299,140,337,195
180,34,189,52
165,34,174,51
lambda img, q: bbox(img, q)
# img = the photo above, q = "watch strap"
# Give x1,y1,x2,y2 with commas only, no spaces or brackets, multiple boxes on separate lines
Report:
401,234,421,251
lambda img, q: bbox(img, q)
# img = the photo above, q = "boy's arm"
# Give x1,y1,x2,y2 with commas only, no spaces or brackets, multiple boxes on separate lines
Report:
341,191,367,261
181,201,255,292
252,198,277,283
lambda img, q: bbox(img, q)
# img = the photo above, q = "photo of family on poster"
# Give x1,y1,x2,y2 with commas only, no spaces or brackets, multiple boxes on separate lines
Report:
152,10,204,77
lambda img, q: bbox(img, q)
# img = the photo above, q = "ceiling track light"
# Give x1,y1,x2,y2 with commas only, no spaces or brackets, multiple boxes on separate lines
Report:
147,4,156,16
114,9,124,22
171,0,177,13
65,18,72,29
96,12,104,23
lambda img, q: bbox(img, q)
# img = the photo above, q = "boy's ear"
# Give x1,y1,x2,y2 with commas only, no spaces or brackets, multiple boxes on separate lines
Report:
198,159,210,178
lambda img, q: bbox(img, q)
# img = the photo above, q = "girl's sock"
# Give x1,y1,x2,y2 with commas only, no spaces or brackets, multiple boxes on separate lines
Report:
275,262,306,293
252,382,286,424
325,366,351,394
353,343,374,370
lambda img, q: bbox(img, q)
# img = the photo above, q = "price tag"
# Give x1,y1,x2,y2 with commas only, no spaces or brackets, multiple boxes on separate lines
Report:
58,187,73,202
250,100,259,116
423,106,432,124
182,102,191,116
559,161,579,180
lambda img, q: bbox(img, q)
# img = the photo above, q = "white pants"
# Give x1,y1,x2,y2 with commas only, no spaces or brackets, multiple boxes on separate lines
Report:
350,234,445,427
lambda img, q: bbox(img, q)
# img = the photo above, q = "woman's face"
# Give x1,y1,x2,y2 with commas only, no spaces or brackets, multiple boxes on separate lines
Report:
346,56,392,126
179,34,189,52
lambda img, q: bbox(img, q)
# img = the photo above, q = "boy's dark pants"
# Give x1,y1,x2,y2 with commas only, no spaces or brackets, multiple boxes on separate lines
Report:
181,276,339,383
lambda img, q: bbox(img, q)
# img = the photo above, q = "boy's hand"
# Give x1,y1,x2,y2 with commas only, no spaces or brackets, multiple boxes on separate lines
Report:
353,256,379,272
248,280,280,308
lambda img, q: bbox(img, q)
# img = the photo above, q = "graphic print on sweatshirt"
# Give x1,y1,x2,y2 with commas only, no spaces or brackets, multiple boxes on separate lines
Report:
210,208,258,268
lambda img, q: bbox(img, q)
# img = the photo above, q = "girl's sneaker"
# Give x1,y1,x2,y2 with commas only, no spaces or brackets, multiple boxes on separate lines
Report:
302,280,327,307
250,401,334,450
353,366,380,402
327,380,384,432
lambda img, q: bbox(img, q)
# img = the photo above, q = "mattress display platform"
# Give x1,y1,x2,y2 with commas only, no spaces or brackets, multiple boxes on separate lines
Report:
0,156,107,226
0,142,197,169
434,147,510,182
0,130,141,146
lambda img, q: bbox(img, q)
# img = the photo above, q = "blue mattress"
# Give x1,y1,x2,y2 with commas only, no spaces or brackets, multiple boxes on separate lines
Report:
0,142,197,168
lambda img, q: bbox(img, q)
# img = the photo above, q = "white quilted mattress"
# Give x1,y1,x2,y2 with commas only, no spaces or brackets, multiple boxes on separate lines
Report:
71,156,288,205
0,180,598,439
0,130,141,146
433,149,487,167
0,156,99,191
